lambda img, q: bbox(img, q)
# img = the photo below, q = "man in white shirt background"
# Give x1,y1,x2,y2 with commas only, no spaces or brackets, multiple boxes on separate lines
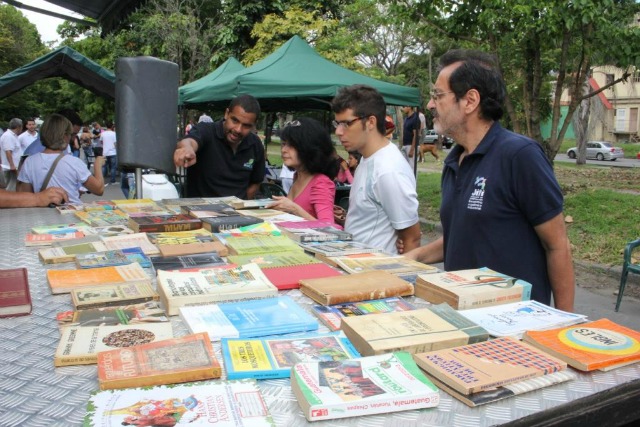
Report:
1,118,23,190
100,121,117,185
18,118,38,153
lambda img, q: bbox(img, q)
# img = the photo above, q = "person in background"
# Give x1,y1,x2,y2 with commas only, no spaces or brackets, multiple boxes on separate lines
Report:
401,105,420,164
0,187,68,208
100,121,117,185
347,151,361,176
384,115,395,138
331,85,422,254
17,114,104,205
335,151,361,185
18,118,38,153
401,49,574,311
91,122,103,157
1,118,23,190
23,110,83,159
279,164,294,194
267,118,338,224
198,112,213,123
418,107,427,143
80,126,94,167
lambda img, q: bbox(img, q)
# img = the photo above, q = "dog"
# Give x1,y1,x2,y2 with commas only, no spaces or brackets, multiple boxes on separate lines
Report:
418,142,440,162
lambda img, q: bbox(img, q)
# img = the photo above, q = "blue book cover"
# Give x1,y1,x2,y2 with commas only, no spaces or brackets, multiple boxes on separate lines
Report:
75,247,152,269
222,332,360,380
179,296,319,341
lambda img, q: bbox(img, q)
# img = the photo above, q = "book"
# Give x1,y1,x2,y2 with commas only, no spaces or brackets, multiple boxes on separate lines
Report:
101,233,161,255
57,301,168,328
334,255,439,281
298,240,384,257
291,351,439,421
0,268,31,318
71,283,159,310
276,220,352,242
222,332,360,380
157,263,278,315
52,234,103,247
239,209,302,222
38,241,109,264
128,214,202,233
312,297,416,331
414,267,533,310
24,231,85,246
80,200,117,211
97,332,221,390
317,251,391,268
150,253,227,271
147,229,227,257
299,270,414,305
54,322,174,366
340,303,490,356
224,234,302,255
200,215,264,233
75,247,152,269
412,337,567,396
180,202,237,218
81,225,135,237
31,222,91,234
74,209,130,227
522,318,640,371
83,379,274,426
459,300,588,338
113,199,172,216
56,203,83,214
230,198,273,209
47,263,152,294
179,296,319,341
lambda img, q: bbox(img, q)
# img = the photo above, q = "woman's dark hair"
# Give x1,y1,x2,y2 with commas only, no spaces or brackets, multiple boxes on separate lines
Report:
348,151,362,174
280,117,339,180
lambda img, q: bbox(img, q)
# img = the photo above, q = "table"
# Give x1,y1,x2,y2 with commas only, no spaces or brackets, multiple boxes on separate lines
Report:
1,207,639,427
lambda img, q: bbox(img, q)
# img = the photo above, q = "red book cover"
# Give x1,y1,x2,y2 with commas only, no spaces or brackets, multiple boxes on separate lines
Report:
262,263,343,290
0,268,32,318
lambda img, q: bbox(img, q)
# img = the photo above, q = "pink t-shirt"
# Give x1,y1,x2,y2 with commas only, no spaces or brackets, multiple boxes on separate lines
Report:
293,174,336,224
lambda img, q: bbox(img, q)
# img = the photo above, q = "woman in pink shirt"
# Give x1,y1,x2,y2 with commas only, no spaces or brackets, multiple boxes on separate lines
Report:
267,118,338,223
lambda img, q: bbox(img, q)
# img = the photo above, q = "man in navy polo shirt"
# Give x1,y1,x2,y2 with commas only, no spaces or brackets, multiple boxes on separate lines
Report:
173,95,265,198
403,49,575,312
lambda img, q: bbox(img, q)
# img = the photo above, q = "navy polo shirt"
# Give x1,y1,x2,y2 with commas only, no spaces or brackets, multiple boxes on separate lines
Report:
184,120,265,198
440,122,563,304
402,113,420,146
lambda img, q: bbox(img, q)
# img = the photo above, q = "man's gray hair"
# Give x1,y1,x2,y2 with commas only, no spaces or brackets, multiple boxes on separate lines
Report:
8,118,22,129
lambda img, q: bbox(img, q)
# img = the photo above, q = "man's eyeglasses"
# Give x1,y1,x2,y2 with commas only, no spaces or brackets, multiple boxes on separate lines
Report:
332,117,365,130
430,90,455,101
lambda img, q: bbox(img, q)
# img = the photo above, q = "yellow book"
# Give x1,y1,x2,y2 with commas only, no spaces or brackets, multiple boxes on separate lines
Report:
47,263,152,294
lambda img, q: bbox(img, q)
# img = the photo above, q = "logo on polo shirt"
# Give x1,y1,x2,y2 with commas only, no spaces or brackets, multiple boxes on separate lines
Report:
243,158,255,169
468,176,486,211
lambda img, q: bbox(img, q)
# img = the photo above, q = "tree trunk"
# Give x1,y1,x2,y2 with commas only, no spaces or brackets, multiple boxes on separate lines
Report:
573,75,591,165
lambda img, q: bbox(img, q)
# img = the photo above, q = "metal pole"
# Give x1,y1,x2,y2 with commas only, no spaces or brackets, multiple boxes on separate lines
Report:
135,168,143,199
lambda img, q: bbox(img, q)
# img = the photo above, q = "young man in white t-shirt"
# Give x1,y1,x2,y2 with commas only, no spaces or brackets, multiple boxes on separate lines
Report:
18,118,39,152
100,121,117,185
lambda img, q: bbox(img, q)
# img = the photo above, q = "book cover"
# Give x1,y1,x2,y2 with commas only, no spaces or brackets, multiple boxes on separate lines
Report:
57,301,168,328
201,215,264,233
412,337,567,395
74,209,130,227
522,318,640,371
83,379,275,426
147,229,227,257
81,200,117,211
459,300,588,338
102,233,161,256
97,332,221,390
340,303,490,356
54,322,174,366
312,297,416,331
224,234,302,255
238,209,302,222
128,214,202,233
52,235,103,247
180,203,237,218
0,268,31,318
24,231,85,246
275,220,352,243
71,283,159,310
299,270,414,306
291,351,439,421
222,332,360,380
38,241,109,264
299,240,384,257
75,247,152,269
81,225,135,237
334,255,438,280
150,253,226,271
31,222,91,234
414,267,533,310
157,263,278,315
230,198,273,209
56,203,83,214
47,263,152,294
179,295,319,341
316,251,390,268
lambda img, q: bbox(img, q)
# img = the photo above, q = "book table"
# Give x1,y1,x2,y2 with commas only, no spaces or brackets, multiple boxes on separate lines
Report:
1,207,639,426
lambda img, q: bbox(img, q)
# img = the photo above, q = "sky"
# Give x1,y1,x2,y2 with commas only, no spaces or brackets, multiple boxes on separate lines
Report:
18,0,84,45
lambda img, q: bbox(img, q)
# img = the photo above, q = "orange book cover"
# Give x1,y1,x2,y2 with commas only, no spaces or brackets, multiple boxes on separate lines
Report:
46,263,151,294
97,332,221,390
522,318,640,371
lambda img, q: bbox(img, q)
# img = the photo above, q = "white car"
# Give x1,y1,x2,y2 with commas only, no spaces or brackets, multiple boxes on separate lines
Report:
566,141,624,161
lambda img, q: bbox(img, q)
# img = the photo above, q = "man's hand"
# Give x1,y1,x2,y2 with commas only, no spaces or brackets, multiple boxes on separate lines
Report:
36,187,68,207
174,138,198,168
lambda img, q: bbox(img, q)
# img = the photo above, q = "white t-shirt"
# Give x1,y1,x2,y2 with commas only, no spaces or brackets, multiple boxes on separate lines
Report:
0,129,22,169
279,166,295,194
18,131,38,152
344,143,419,254
100,130,117,156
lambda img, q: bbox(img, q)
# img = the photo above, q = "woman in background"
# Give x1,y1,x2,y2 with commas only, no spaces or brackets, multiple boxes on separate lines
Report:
267,118,338,223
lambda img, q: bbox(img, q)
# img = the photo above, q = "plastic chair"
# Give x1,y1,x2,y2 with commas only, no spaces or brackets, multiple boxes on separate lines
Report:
259,182,286,198
615,238,640,311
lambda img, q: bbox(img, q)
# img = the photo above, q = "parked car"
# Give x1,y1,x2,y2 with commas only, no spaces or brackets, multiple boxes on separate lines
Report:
566,141,624,161
423,129,454,149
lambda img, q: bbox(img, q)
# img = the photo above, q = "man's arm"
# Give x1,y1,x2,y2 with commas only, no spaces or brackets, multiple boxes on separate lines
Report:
534,213,575,312
5,149,16,170
403,236,445,264
173,138,199,168
397,222,422,253
1,187,68,208
408,128,417,158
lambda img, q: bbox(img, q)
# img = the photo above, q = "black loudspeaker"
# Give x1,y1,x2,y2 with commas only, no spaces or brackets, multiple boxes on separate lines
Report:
115,57,179,174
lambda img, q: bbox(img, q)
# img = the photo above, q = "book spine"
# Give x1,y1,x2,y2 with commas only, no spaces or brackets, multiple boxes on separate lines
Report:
307,393,439,421
75,295,158,310
137,222,202,233
54,354,98,367
99,367,221,390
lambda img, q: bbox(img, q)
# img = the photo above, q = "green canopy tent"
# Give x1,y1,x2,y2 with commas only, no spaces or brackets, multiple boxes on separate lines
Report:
179,57,245,106
0,46,115,100
179,36,421,111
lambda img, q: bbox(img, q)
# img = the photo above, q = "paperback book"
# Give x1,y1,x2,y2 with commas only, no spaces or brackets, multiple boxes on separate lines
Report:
150,253,226,271
83,379,275,426
230,198,273,209
81,225,135,237
47,263,152,294
312,297,416,331
71,283,159,310
298,240,384,257
114,199,172,216
74,209,129,227
156,263,278,315
180,202,237,218
57,302,168,328
179,295,318,341
31,222,92,234
275,220,352,243
222,332,360,380
75,247,152,269
38,241,109,264
223,234,302,255
0,268,31,318
128,214,202,233
24,231,85,246
97,332,221,390
291,351,439,421
147,229,226,257
334,255,439,281
200,215,264,233
101,233,160,256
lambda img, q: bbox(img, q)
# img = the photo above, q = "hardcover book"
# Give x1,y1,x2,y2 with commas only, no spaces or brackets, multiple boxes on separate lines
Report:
83,379,275,426
128,214,202,233
156,263,278,315
75,247,152,269
54,322,174,366
299,270,414,306
179,295,318,341
222,332,360,380
47,263,152,294
38,241,109,264
412,337,567,396
522,318,640,371
147,229,227,257
97,332,221,390
334,255,439,281
0,268,31,318
74,209,129,227
340,303,490,356
101,233,160,256
312,297,416,331
414,267,533,310
57,301,167,328
24,231,85,246
224,234,302,255
298,240,384,257
150,253,226,271
201,215,264,233
71,283,159,310
291,352,439,421
459,300,588,338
